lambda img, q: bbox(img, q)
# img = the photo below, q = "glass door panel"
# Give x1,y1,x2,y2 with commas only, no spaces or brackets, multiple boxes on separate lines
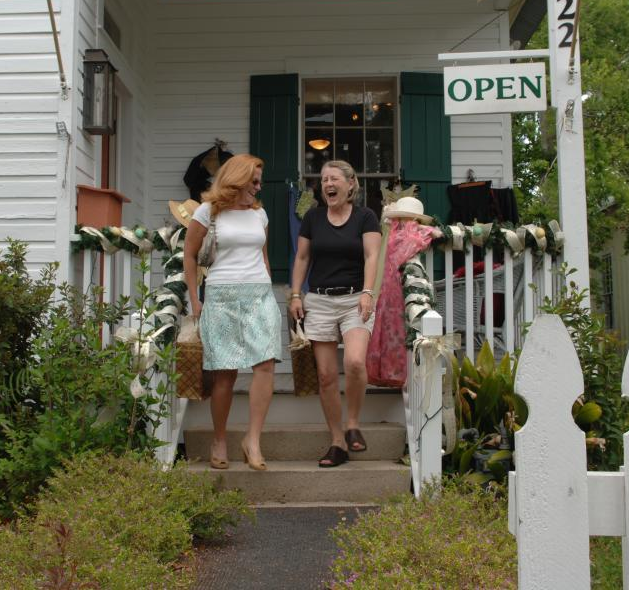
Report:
365,80,395,127
334,80,363,127
305,80,334,127
366,129,394,174
335,128,363,172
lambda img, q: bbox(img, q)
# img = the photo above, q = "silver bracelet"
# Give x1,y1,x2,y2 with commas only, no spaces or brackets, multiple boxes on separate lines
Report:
290,293,301,300
361,289,374,297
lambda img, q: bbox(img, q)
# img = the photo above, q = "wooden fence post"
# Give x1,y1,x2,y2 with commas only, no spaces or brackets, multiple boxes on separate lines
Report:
405,310,443,498
622,351,629,589
514,314,590,589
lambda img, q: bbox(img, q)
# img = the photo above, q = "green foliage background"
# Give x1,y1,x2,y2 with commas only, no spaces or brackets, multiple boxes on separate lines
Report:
513,0,629,265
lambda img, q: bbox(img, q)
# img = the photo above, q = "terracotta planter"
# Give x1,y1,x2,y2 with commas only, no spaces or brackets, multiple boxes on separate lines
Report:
76,184,130,228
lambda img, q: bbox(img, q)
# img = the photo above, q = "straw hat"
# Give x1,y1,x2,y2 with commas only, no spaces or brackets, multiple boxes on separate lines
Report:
382,196,433,224
168,199,200,228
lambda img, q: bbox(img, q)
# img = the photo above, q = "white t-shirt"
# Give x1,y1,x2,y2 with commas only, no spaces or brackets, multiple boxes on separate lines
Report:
192,203,271,285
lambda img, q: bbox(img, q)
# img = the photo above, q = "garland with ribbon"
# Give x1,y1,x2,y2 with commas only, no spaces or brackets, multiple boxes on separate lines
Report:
426,219,565,257
71,222,190,346
72,224,153,254
401,253,436,348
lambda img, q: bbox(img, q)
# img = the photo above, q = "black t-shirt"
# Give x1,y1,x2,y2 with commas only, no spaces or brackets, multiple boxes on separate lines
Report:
299,205,381,289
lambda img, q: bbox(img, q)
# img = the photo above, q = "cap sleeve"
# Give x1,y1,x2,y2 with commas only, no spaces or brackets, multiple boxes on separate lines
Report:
362,207,381,234
256,207,269,228
191,202,211,228
299,206,315,239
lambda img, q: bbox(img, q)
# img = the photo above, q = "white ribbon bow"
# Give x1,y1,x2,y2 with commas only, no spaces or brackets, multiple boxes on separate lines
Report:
412,333,461,455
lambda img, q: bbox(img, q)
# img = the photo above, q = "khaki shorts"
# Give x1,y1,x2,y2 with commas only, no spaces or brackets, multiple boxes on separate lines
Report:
303,292,375,342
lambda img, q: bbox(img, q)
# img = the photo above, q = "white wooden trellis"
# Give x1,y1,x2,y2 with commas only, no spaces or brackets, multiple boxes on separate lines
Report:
508,314,629,589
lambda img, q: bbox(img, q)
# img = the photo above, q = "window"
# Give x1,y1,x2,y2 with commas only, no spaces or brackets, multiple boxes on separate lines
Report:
601,253,614,330
103,7,122,50
303,78,397,218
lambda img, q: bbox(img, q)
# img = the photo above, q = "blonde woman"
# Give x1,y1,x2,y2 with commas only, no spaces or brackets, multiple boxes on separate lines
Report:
183,154,281,471
289,160,382,467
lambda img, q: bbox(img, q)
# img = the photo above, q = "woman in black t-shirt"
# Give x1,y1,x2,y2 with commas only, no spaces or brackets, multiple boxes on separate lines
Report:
290,160,382,468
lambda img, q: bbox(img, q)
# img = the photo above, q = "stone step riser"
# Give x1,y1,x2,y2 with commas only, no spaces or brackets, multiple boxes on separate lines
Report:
184,423,406,462
188,461,410,504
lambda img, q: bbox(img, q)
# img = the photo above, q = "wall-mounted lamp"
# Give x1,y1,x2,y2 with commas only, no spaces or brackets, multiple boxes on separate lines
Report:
82,49,117,135
308,139,331,150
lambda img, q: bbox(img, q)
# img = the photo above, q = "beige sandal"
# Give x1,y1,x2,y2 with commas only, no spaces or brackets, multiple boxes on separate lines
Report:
241,439,267,471
210,442,229,469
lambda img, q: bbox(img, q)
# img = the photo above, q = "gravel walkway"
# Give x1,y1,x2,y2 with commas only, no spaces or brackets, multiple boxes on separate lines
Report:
194,505,374,590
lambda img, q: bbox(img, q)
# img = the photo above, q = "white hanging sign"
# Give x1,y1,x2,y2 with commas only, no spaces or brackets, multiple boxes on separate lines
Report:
444,62,547,115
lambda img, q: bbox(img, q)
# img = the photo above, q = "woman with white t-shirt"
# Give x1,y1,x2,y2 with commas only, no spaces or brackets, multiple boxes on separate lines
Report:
183,154,281,471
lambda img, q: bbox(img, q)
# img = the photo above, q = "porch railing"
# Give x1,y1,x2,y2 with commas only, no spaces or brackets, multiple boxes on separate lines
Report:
424,243,562,360
71,224,563,467
72,244,185,466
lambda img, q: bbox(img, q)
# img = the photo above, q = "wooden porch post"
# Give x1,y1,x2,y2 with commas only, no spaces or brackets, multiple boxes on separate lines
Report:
547,0,590,306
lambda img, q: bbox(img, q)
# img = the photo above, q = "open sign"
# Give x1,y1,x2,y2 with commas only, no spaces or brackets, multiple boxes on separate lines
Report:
444,62,547,115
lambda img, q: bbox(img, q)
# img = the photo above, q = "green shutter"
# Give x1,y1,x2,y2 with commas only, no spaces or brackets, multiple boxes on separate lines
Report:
250,74,298,283
400,72,451,278
400,72,451,223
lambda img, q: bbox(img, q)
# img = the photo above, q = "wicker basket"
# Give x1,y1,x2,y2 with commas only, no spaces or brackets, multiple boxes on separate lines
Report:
176,340,209,400
291,345,319,397
288,318,319,397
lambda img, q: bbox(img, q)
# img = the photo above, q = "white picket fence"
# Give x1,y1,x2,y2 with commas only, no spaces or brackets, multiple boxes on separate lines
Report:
405,311,629,587
507,314,629,589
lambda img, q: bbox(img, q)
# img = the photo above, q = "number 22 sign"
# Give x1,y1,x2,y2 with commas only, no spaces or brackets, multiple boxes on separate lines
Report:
556,0,577,49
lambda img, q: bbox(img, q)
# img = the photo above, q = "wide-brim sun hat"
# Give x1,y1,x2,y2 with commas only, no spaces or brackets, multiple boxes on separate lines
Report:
382,196,433,224
168,198,200,228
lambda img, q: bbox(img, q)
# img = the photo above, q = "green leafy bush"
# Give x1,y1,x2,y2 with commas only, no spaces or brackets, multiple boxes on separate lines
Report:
537,266,628,470
0,239,56,383
328,481,517,589
448,337,604,485
0,246,176,518
0,453,251,589
0,285,136,517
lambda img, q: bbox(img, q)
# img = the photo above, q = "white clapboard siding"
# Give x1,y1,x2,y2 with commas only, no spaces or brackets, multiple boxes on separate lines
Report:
148,0,511,235
1,0,515,310
73,0,152,231
0,1,61,14
0,0,61,271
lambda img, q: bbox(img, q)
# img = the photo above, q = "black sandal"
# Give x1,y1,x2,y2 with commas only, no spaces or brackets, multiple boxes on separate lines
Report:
318,445,349,468
345,429,367,452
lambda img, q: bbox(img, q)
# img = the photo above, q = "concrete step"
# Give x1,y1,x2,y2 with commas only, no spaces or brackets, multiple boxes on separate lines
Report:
183,422,406,463
188,460,410,504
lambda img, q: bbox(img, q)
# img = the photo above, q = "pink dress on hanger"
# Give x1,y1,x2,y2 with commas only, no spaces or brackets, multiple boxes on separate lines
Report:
366,219,435,387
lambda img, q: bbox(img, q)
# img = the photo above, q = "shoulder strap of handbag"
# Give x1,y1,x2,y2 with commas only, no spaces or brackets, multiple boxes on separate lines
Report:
209,209,217,241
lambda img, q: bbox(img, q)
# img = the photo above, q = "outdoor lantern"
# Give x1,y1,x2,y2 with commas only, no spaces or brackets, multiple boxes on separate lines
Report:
82,49,117,135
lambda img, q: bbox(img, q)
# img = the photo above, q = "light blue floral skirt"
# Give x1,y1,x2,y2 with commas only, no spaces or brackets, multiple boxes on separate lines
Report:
199,283,282,370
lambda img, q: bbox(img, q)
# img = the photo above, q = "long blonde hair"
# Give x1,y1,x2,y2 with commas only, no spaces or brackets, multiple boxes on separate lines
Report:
202,154,264,215
321,160,360,203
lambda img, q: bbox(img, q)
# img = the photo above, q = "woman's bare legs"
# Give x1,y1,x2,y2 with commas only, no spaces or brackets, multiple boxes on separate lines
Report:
342,328,371,432
210,369,238,461
243,358,275,463
313,341,347,460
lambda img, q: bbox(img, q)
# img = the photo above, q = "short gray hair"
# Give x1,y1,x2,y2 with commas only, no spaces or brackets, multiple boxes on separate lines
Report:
321,160,360,203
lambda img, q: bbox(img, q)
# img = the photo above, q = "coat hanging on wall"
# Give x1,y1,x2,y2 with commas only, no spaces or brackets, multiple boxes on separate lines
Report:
183,139,234,202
